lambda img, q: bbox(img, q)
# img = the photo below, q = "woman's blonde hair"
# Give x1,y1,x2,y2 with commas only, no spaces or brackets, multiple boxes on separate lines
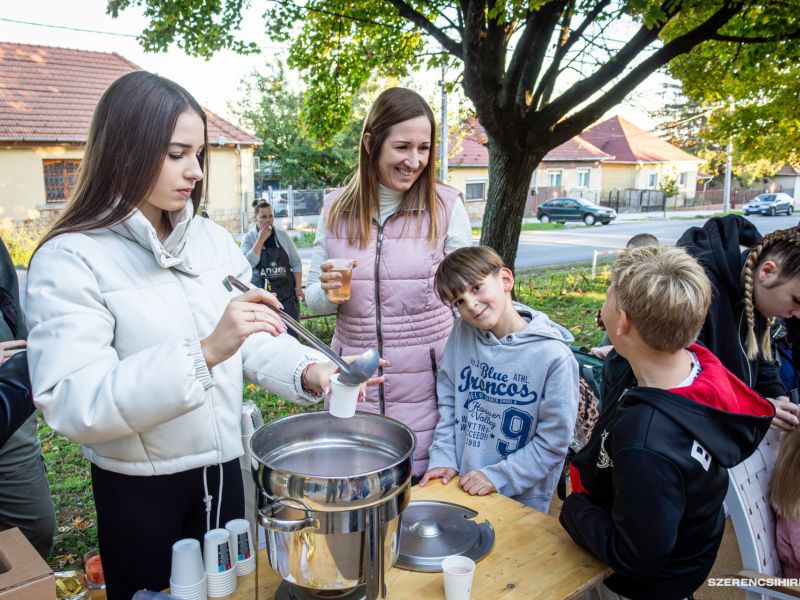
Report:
741,227,800,360
769,429,800,520
325,87,440,248
612,246,712,352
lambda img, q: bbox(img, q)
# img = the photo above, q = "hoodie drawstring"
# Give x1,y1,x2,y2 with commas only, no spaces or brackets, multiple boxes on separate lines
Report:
202,464,224,532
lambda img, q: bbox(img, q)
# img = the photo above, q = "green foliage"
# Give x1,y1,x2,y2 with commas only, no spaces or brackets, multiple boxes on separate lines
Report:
666,1,800,166
231,62,362,189
0,224,46,268
659,175,679,200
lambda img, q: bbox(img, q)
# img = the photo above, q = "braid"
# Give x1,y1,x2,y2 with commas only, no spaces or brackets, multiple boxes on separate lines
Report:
743,227,800,361
742,241,763,361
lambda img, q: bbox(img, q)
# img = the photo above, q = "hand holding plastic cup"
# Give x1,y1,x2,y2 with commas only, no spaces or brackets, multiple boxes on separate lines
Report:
327,258,354,301
329,373,360,418
442,555,476,600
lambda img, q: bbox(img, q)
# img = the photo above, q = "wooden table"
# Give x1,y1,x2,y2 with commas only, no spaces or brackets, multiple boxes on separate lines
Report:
228,479,611,600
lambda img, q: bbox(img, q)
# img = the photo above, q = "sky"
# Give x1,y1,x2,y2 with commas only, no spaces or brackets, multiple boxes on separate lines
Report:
0,1,660,132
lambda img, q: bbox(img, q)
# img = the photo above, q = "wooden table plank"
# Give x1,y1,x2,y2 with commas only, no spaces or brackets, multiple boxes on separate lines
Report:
229,479,610,600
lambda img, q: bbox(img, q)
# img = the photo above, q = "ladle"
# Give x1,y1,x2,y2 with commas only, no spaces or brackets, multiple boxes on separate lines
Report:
223,275,380,386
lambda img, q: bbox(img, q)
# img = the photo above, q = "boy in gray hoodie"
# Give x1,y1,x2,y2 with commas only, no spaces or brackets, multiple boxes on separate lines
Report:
420,246,579,512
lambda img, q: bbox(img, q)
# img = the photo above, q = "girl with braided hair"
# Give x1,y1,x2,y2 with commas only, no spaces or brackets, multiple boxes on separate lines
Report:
678,215,800,431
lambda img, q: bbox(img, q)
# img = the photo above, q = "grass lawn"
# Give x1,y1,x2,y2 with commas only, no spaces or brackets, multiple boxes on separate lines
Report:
471,222,566,236
40,264,610,568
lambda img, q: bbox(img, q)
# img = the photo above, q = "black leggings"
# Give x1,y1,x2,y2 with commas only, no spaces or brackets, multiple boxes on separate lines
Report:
91,459,244,600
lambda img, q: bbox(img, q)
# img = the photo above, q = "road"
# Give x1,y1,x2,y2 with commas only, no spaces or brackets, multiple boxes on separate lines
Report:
512,214,798,270
17,214,798,312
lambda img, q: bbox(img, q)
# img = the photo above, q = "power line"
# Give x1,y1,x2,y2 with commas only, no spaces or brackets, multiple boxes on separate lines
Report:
0,16,288,51
0,17,138,38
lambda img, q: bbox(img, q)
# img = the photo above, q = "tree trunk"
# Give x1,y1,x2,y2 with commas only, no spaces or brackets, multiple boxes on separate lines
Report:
479,138,542,271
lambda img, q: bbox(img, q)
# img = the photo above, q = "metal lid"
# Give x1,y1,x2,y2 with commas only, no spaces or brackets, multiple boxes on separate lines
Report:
395,500,495,572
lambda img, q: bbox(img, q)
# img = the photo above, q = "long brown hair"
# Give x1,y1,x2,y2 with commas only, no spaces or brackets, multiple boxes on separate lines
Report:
36,71,208,250
741,227,800,360
325,87,440,247
769,429,800,520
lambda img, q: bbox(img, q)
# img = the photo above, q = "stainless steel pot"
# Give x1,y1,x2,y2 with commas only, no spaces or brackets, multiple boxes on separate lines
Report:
250,412,415,600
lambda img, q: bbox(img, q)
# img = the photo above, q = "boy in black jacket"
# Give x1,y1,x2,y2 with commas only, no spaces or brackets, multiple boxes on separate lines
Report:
560,246,774,600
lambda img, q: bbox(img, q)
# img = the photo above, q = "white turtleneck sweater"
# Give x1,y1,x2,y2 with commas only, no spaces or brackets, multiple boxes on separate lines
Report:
305,185,473,314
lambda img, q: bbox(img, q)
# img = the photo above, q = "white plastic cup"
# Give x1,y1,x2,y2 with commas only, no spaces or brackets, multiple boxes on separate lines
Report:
205,568,237,598
327,259,354,301
169,577,207,600
442,555,476,600
170,538,205,587
225,518,255,575
329,373,360,418
203,528,235,574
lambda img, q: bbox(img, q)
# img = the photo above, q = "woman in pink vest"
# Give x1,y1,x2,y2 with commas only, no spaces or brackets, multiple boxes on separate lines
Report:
305,88,472,477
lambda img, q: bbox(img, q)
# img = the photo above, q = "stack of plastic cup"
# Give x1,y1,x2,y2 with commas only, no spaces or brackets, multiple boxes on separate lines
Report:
225,519,255,576
168,539,206,600
203,528,237,598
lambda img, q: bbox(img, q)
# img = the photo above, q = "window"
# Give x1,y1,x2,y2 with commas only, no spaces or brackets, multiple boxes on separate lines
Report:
576,169,590,189
646,171,658,189
546,170,563,187
465,180,486,201
43,159,81,202
677,172,687,187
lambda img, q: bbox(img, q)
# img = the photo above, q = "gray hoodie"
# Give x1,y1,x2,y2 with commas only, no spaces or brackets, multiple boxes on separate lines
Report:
427,301,579,512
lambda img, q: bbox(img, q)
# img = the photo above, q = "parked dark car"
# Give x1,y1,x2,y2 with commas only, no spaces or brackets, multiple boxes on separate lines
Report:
742,192,795,216
536,197,617,225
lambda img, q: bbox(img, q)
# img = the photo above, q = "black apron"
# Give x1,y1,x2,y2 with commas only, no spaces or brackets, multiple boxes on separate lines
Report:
251,231,300,326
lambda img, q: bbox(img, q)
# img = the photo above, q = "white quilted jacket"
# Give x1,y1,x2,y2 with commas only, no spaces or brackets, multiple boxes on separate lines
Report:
26,201,325,476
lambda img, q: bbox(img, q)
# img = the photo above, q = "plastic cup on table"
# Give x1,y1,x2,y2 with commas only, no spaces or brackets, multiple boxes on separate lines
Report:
170,539,205,586
203,528,235,574
442,555,476,600
329,373,360,418
225,518,255,576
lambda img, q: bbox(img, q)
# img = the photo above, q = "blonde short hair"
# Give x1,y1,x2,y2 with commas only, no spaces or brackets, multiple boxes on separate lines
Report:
611,246,712,352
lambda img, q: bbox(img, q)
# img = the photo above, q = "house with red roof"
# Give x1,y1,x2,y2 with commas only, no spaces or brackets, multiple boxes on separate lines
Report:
580,115,703,200
448,115,703,218
0,41,261,231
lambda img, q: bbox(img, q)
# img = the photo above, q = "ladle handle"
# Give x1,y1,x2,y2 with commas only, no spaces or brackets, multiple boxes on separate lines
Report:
224,275,349,371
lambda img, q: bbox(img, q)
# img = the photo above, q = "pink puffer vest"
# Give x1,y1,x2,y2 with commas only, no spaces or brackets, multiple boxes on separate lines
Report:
324,184,460,475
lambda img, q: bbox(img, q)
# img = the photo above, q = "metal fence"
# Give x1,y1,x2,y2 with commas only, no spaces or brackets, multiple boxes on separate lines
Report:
257,187,328,228
600,189,665,213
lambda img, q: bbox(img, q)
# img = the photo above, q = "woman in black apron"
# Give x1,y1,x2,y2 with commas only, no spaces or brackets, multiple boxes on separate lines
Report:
241,201,303,332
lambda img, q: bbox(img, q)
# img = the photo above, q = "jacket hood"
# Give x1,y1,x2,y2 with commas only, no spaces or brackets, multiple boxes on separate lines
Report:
624,344,773,468
677,214,762,300
478,302,575,347
109,199,197,275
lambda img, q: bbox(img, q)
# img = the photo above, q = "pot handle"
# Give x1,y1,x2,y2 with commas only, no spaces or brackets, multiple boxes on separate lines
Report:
258,496,318,533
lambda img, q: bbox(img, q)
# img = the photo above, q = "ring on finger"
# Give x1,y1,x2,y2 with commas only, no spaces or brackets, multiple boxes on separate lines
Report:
252,310,258,322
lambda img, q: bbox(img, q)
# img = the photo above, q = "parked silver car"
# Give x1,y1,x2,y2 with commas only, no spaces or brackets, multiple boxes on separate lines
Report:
743,192,795,216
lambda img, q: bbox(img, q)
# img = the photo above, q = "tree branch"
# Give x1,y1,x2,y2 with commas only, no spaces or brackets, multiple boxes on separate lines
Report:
711,32,800,43
500,2,567,114
385,0,462,58
544,3,742,147
532,0,613,109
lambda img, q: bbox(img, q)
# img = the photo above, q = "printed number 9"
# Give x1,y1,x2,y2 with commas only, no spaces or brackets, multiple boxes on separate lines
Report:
497,408,533,456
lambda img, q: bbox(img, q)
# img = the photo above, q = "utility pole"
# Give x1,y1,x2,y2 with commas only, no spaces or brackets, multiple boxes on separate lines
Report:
439,53,448,182
723,98,734,213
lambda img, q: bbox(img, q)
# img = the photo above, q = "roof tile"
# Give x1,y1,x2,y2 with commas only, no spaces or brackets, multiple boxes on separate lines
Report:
0,41,260,145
